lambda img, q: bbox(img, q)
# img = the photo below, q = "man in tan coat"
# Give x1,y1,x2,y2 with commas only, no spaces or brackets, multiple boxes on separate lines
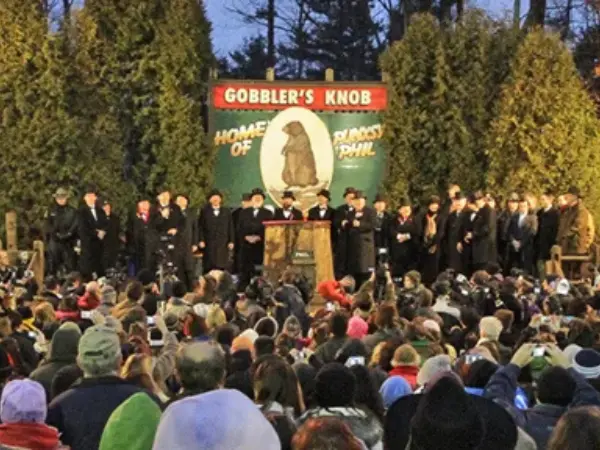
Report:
557,187,594,255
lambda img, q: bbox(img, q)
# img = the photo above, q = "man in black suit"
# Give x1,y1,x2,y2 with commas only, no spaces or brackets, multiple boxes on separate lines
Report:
175,194,199,289
45,187,78,276
101,199,121,272
462,191,493,275
237,188,273,288
373,194,391,254
199,189,235,273
442,192,467,274
389,198,419,278
77,185,107,280
507,196,539,274
149,188,185,278
497,193,520,273
308,189,335,221
333,187,356,278
273,191,303,221
232,193,252,275
536,191,559,279
346,191,376,288
126,197,151,274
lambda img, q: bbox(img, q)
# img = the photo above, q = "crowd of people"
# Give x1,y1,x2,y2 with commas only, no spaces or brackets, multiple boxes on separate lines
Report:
0,182,596,449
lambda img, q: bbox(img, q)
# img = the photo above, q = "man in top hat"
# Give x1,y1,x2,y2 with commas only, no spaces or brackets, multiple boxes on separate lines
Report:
236,188,273,288
389,197,419,278
419,195,446,284
308,189,334,221
199,189,235,273
462,191,493,275
126,196,152,274
506,195,538,275
232,193,253,274
346,191,376,287
148,187,185,276
373,194,391,256
273,191,303,221
174,194,199,289
497,192,520,273
333,187,357,279
441,191,467,273
45,188,78,276
557,186,594,255
100,198,121,272
78,185,108,280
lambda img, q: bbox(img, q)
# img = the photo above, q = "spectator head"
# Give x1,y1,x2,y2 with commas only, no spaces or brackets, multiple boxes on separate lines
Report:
460,307,481,331
58,295,78,312
44,276,60,293
417,355,452,387
391,344,420,368
537,367,577,407
315,363,356,408
567,298,588,319
404,271,421,290
410,376,484,450
292,417,366,450
77,325,122,378
463,359,498,389
101,285,117,306
293,362,317,410
215,324,236,348
0,380,47,424
176,341,226,393
548,406,600,450
253,356,302,416
379,376,412,410
171,281,187,299
375,303,398,330
206,305,227,331
572,349,600,380
568,319,596,348
329,312,349,338
339,276,356,294
347,316,368,340
254,336,275,357
471,271,491,287
432,281,451,297
254,316,279,339
283,316,302,339
152,389,280,450
121,306,147,334
352,295,372,319
494,309,514,332
33,302,56,327
335,339,369,366
479,316,503,341
126,281,144,303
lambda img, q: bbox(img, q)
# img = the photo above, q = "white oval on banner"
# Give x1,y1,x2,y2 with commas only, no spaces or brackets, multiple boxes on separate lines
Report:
260,107,334,211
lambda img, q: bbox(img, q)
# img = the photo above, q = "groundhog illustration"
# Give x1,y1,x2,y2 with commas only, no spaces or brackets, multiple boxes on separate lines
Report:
281,121,318,188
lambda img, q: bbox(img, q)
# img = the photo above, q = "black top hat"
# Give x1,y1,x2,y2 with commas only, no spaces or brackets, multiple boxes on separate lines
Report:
157,186,171,195
83,184,98,195
282,190,295,201
317,189,331,200
384,377,518,450
567,186,581,197
507,192,520,202
242,193,252,201
453,191,466,200
250,188,266,199
353,190,366,200
428,195,441,205
397,197,412,208
373,193,387,203
137,194,151,203
206,189,222,201
343,187,356,198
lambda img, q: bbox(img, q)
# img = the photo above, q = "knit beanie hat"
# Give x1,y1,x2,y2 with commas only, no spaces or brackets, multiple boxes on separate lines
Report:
254,316,279,339
100,393,161,450
380,376,413,409
0,379,47,424
152,389,280,450
347,316,369,340
573,349,600,379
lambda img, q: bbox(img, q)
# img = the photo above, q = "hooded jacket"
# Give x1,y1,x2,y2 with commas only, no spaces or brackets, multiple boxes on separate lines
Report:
30,323,81,400
99,393,161,450
0,422,65,450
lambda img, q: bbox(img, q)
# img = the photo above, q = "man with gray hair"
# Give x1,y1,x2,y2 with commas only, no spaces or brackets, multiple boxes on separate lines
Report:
47,325,157,450
169,341,227,406
97,284,117,316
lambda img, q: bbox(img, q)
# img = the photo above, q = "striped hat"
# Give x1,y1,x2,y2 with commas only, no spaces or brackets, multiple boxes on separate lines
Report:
573,349,600,379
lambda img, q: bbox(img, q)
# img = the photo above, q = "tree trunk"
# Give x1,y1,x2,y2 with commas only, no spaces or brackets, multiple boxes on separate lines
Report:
527,0,546,27
513,0,521,29
267,0,276,68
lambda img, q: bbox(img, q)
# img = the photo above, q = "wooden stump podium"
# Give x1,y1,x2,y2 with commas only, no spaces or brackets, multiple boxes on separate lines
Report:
263,220,333,289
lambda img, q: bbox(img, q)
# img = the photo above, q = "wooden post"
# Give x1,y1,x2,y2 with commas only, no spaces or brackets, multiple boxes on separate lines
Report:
381,71,390,83
5,211,17,266
209,67,219,80
325,68,334,82
266,67,275,81
30,241,45,289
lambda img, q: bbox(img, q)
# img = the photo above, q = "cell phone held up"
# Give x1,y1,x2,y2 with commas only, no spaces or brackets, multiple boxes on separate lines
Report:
531,346,545,358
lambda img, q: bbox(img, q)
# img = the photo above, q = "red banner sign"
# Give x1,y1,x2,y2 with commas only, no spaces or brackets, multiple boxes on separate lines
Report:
212,83,387,111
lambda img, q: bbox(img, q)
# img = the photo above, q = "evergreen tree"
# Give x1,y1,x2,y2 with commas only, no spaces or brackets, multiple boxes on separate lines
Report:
486,29,600,223
220,35,270,80
380,13,464,202
151,0,214,205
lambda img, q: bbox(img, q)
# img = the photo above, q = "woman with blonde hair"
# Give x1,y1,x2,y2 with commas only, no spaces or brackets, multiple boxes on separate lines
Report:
33,302,56,331
121,354,170,403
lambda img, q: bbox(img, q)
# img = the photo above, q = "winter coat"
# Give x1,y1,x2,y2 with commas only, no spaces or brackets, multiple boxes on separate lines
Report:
30,324,81,401
557,201,594,254
485,363,600,449
47,376,158,450
314,336,349,364
0,422,66,450
388,366,419,390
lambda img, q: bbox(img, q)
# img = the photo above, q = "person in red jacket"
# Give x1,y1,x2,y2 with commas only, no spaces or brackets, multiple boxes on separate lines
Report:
77,281,101,311
388,344,421,390
316,276,355,309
